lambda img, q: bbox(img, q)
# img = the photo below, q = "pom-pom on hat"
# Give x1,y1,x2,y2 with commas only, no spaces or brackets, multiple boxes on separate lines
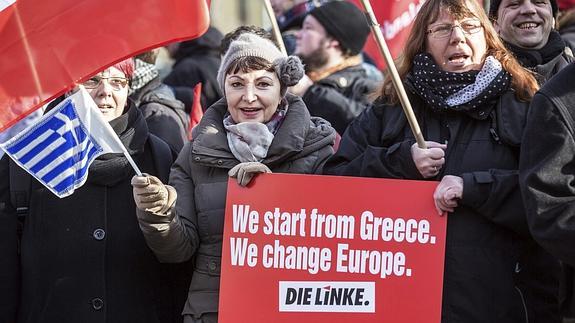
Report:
309,1,370,56
217,33,304,97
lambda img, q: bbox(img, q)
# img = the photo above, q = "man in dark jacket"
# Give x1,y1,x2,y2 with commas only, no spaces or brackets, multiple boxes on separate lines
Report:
290,1,378,135
130,51,189,154
490,0,573,82
490,0,574,321
520,62,575,323
163,26,223,111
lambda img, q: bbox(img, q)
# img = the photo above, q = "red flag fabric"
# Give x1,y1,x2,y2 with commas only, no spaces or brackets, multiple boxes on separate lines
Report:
0,0,210,132
188,82,204,140
350,0,424,69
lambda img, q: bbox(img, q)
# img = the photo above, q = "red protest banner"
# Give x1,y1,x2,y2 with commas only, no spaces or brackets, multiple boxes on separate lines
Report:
0,0,210,132
220,174,446,323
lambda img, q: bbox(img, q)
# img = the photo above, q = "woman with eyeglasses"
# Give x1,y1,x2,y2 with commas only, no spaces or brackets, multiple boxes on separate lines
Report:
0,59,189,323
323,0,541,321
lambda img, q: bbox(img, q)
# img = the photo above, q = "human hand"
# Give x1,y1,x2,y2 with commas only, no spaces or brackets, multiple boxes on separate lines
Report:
131,174,177,214
411,141,447,178
288,74,313,96
228,162,271,186
433,175,463,215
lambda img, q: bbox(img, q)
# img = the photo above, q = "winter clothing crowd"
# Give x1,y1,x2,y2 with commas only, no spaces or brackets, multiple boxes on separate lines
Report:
1,0,575,322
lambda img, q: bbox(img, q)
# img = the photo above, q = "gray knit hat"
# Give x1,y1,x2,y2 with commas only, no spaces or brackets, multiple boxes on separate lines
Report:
217,33,304,96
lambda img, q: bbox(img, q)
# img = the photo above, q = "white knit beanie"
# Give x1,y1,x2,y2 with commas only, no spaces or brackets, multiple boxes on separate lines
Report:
217,33,304,96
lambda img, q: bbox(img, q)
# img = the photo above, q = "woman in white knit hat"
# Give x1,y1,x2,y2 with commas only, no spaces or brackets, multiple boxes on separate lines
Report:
130,33,336,322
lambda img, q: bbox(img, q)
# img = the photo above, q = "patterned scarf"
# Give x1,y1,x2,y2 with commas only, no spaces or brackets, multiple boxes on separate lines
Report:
504,30,566,68
129,59,159,95
407,53,511,119
223,103,288,162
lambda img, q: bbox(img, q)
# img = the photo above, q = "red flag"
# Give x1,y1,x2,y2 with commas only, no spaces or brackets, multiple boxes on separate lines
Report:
0,0,210,132
350,0,424,69
188,82,204,140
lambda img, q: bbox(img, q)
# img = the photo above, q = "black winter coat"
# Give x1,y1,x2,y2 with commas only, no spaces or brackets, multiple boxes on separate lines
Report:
0,106,189,323
303,64,378,135
324,89,533,322
520,63,575,316
163,27,222,111
507,35,572,323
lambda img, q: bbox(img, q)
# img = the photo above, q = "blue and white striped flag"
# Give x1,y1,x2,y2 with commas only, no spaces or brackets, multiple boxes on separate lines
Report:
0,88,130,198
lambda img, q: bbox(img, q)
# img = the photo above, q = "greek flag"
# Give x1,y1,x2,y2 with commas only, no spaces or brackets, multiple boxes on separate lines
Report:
0,88,127,198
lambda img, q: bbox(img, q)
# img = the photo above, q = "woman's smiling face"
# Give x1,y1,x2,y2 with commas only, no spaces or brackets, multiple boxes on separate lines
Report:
225,69,282,124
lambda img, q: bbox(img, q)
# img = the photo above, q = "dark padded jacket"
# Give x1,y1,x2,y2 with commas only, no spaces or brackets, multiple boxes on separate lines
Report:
131,77,189,154
303,64,378,135
138,94,336,322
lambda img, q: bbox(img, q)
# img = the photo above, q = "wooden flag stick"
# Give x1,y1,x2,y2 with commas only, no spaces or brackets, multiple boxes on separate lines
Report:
360,0,427,149
263,0,288,56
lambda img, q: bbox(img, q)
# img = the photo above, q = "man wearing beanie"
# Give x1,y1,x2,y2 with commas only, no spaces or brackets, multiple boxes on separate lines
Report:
290,1,378,135
490,0,573,322
490,0,573,82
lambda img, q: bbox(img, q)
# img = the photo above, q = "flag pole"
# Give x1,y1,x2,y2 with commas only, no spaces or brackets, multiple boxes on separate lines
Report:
263,0,288,56
125,151,142,176
80,86,143,177
359,0,427,149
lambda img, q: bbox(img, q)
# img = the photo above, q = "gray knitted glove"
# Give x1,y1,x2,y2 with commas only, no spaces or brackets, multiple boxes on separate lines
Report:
228,162,271,186
131,174,177,216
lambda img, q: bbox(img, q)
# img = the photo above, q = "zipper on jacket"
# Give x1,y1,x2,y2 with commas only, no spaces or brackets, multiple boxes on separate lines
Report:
514,286,529,323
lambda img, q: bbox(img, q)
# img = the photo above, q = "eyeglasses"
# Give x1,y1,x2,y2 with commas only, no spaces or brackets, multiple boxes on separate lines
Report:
426,19,483,39
82,76,129,91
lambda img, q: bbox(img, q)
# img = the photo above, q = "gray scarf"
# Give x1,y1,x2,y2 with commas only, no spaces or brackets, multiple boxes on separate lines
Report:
222,106,287,162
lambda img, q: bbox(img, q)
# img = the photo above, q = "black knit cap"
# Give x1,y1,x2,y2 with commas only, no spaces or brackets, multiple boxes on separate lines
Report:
310,1,371,56
488,0,558,19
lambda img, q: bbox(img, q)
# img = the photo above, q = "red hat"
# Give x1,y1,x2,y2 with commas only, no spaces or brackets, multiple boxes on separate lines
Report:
111,58,134,79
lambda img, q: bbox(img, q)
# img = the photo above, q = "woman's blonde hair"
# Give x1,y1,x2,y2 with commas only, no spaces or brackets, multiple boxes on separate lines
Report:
380,0,538,104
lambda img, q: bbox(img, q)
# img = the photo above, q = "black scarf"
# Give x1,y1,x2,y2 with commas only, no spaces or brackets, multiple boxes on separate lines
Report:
504,30,566,68
87,101,149,186
406,53,511,119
